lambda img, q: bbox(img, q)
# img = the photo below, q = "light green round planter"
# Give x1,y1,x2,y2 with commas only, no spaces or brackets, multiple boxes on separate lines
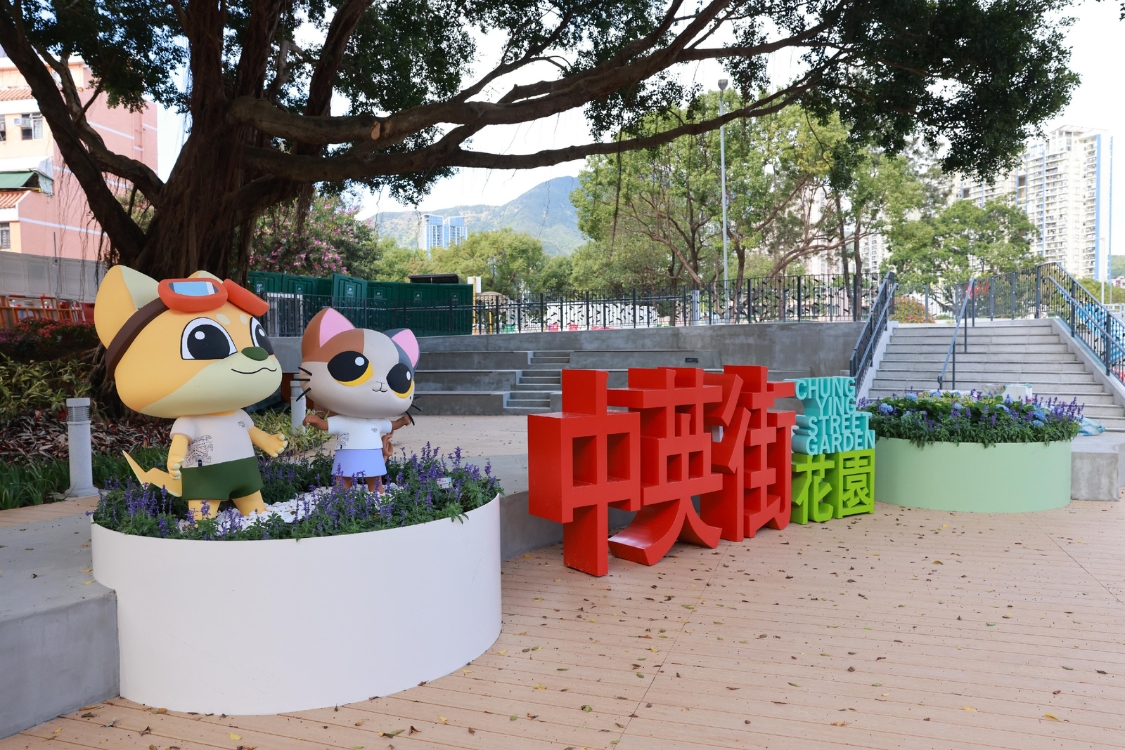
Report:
874,437,1071,513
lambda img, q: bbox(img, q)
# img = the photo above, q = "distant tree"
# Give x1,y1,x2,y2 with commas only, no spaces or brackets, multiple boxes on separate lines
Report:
431,229,546,299
1111,256,1125,280
365,242,432,283
531,255,574,297
886,199,1037,294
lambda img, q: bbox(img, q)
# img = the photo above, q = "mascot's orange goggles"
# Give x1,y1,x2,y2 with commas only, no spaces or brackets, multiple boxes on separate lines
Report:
106,278,270,378
157,278,270,317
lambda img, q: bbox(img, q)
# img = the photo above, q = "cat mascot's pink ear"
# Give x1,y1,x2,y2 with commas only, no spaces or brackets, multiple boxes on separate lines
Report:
387,328,419,367
302,307,355,360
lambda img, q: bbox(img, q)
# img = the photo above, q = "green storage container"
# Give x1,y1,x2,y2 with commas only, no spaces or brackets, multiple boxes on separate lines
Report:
284,274,331,298
332,273,367,303
247,271,284,296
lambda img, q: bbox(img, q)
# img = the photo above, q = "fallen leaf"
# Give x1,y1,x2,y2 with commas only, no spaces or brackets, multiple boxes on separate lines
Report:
230,734,241,741
81,568,92,573
151,708,167,715
376,729,404,737
771,701,787,705
438,716,447,724
80,713,96,719
80,706,102,711
139,727,150,737
104,719,116,728
1044,714,1060,721
461,669,472,674
52,728,61,735
82,580,95,585
497,649,507,655
468,727,475,734
533,598,544,602
788,682,799,687
533,684,547,690
1097,670,1108,675
933,560,943,565
831,721,849,726
1061,666,1073,671
509,715,518,721
409,726,420,735
636,672,645,678
581,705,593,713
962,707,977,712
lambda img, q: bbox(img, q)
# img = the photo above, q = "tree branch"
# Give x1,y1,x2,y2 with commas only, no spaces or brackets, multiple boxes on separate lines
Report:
0,5,146,259
242,85,810,181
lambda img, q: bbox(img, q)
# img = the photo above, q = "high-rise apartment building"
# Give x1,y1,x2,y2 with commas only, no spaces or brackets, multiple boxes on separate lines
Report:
957,125,1113,280
418,213,468,251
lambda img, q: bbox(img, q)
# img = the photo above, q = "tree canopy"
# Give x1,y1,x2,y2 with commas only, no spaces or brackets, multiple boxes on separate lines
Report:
0,0,1078,280
886,198,1038,288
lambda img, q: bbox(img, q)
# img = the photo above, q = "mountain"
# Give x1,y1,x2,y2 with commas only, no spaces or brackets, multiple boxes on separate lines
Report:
370,175,584,255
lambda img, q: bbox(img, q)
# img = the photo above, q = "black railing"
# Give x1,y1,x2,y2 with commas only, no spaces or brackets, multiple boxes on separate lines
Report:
936,278,977,390
849,272,897,387
261,273,882,338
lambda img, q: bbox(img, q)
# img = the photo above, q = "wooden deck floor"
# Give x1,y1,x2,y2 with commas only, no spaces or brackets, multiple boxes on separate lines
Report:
6,500,1125,750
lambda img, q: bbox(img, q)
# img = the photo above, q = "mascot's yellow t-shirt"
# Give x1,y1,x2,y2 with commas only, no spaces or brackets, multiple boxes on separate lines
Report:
171,410,256,468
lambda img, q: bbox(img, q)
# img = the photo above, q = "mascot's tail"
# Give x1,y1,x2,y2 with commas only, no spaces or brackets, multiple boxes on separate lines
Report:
123,452,183,497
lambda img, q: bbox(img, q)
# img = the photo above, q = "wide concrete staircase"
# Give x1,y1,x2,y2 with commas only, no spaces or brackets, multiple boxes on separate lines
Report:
868,321,1125,431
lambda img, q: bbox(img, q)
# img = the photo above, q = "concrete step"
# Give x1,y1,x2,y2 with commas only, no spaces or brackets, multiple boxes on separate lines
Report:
873,370,1096,385
885,343,1071,355
503,405,554,415
507,400,552,409
888,335,1065,347
881,352,1080,364
875,361,1089,374
513,382,559,391
871,380,1109,396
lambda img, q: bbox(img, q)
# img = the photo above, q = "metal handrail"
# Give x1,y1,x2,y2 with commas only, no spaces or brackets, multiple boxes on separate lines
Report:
937,277,976,390
849,271,897,386
1043,274,1125,377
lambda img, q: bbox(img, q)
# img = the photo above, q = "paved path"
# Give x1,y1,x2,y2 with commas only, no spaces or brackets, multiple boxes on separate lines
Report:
6,500,1125,749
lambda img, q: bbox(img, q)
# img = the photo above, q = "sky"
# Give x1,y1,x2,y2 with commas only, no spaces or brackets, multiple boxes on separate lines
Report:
157,0,1125,245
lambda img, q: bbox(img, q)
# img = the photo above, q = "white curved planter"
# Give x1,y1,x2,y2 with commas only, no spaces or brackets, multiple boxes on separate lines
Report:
92,497,500,715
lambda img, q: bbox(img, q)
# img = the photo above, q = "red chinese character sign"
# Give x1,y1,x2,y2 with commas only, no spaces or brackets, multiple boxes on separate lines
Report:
700,366,797,541
529,365,797,577
527,370,640,576
604,368,724,566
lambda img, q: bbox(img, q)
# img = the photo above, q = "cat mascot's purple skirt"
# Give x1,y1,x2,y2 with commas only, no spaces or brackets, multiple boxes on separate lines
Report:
334,448,387,480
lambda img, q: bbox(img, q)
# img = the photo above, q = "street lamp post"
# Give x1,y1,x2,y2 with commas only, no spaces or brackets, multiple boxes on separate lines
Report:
718,78,729,323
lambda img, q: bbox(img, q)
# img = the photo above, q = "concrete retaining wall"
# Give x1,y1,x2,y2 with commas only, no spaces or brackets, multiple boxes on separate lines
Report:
418,322,866,377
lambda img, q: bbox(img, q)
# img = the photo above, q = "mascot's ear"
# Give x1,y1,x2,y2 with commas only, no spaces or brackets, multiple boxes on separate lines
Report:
302,307,355,360
93,265,159,347
385,328,419,367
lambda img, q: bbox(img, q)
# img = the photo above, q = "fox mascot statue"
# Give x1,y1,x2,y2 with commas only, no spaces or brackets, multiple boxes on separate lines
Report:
93,266,288,520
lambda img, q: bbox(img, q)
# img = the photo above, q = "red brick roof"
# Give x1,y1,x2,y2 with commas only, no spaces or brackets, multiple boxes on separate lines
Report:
0,88,33,102
0,191,28,208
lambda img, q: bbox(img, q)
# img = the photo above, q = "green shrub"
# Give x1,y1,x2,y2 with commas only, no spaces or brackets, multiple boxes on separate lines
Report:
0,358,94,420
251,408,329,455
860,391,1082,447
93,445,503,541
0,446,167,510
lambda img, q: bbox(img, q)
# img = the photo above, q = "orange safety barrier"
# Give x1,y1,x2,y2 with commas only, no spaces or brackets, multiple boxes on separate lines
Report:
0,295,91,328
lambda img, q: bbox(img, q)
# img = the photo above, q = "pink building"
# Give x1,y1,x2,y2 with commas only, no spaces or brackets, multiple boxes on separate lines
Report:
0,56,155,309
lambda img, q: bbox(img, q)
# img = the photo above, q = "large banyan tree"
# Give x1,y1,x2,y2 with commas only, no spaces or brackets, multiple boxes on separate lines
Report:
0,0,1077,280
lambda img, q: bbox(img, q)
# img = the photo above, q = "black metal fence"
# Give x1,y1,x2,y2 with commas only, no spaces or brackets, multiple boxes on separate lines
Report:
262,273,883,338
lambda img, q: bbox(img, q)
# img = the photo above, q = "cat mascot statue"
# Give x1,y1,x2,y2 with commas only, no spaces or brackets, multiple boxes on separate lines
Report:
298,308,417,492
93,266,288,520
